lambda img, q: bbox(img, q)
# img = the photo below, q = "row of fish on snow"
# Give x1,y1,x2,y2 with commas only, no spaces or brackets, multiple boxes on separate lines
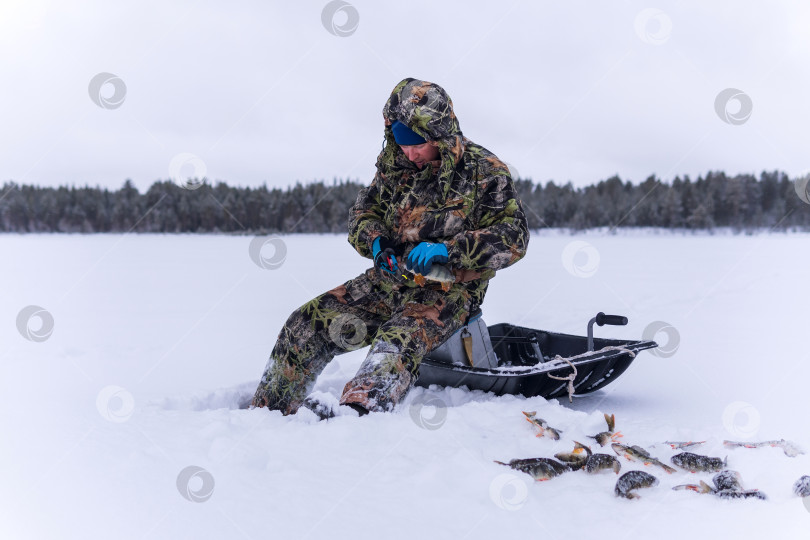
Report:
493,412,810,500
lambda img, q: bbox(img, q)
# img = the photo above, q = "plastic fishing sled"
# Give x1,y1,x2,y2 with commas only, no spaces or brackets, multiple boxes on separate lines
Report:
415,311,658,400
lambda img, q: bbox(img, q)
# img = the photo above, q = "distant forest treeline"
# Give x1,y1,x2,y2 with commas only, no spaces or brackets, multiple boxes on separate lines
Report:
1,170,808,233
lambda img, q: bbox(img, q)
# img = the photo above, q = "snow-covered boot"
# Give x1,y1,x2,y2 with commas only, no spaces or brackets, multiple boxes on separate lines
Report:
339,341,415,413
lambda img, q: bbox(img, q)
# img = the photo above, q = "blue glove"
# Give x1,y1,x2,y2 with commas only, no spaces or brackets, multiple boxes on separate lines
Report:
406,242,448,275
372,236,399,275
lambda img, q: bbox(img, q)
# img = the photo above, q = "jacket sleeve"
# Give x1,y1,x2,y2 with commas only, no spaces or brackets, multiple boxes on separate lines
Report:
445,172,529,274
348,173,390,259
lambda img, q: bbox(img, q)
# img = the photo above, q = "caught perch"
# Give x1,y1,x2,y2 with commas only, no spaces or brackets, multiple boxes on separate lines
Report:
674,470,766,500
523,411,562,440
671,452,727,473
615,470,659,499
589,413,622,447
585,453,622,475
722,439,804,458
793,476,810,498
494,457,571,481
554,441,592,471
612,443,677,474
662,441,705,450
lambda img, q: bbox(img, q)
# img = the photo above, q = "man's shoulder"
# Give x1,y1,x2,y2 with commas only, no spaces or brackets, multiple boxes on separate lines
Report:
462,140,511,181
463,139,497,159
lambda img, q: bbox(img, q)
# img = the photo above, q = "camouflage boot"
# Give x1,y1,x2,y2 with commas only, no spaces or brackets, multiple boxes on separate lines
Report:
339,340,415,414
250,329,334,415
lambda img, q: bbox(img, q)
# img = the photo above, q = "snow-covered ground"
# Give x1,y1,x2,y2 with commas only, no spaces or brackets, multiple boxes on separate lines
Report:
2,231,808,539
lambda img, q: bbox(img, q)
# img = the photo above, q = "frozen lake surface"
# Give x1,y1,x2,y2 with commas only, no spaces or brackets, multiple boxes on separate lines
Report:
2,231,809,538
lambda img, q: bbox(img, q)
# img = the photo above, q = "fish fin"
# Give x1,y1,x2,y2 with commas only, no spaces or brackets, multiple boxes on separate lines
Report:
699,481,714,494
493,461,508,466
573,441,592,456
662,464,677,474
612,431,624,441
522,411,536,418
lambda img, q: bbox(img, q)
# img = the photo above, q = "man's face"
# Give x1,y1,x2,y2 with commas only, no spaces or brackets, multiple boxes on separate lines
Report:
399,142,440,169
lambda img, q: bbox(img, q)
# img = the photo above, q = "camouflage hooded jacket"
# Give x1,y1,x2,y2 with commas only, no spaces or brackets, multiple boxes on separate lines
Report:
348,78,529,308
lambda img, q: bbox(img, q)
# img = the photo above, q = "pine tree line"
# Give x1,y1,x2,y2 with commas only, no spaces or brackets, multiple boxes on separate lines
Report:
1,171,807,233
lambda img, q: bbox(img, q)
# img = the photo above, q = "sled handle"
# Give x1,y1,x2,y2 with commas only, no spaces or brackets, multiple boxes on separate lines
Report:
587,312,628,351
595,312,628,327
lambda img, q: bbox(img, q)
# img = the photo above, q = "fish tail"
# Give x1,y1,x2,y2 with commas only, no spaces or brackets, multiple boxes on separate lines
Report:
605,413,615,432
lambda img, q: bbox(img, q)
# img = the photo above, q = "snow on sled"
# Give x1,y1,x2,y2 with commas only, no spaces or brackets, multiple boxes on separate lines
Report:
416,311,658,400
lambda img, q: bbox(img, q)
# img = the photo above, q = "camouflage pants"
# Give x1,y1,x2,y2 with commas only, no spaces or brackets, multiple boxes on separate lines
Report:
251,269,472,414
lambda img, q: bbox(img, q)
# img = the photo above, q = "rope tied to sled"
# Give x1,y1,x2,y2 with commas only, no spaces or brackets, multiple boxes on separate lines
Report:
546,346,637,403
546,356,578,403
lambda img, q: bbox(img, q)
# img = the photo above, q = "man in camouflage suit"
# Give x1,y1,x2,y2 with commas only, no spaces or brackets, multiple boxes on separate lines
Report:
251,78,529,416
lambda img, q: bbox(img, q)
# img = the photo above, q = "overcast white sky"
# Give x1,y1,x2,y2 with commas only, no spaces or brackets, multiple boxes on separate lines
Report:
1,0,809,192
